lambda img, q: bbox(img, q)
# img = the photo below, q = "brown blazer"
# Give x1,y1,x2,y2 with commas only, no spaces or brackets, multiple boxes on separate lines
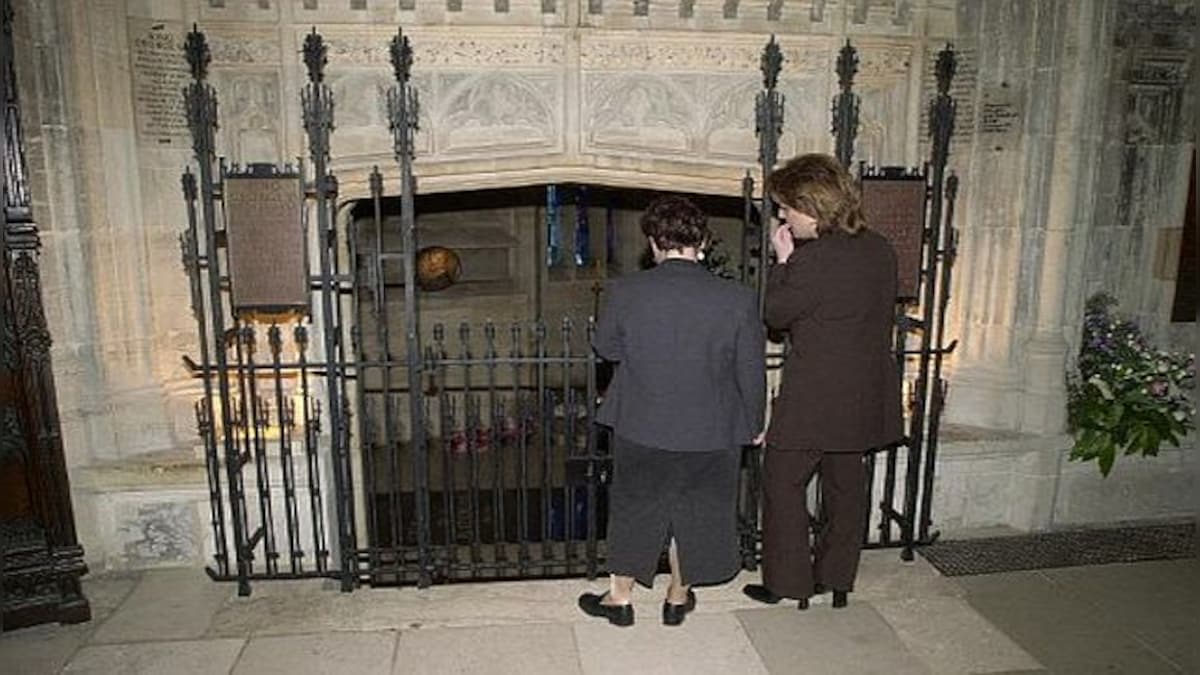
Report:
763,228,903,451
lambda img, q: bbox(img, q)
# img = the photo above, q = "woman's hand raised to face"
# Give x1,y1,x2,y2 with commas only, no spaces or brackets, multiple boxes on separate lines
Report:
770,222,796,264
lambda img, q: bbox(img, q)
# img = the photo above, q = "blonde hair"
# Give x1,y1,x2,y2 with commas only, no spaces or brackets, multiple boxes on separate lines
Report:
766,153,864,236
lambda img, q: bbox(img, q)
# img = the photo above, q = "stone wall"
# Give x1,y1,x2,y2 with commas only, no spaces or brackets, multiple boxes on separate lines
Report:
10,0,1196,570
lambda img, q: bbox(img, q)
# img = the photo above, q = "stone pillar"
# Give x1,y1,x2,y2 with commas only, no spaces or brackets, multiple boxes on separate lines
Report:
1018,0,1111,434
17,0,179,463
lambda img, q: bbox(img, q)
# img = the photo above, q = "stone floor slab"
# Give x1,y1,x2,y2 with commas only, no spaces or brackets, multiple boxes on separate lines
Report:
233,630,397,675
63,638,245,674
735,603,930,675
574,612,767,675
0,621,92,675
82,571,142,623
395,622,580,674
956,570,1181,675
873,596,1042,674
1041,560,1200,672
91,568,233,643
853,551,964,602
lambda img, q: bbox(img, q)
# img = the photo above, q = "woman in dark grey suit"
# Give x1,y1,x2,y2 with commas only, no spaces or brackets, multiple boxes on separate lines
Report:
743,153,903,611
579,195,766,627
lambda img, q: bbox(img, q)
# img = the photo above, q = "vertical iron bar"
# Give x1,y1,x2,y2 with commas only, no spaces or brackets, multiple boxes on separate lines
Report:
485,322,505,563
561,318,575,561
536,320,552,563
512,322,530,573
184,28,251,597
387,27,430,587
301,29,356,590
230,323,257,573
584,317,599,578
433,327,456,572
831,40,860,169
902,45,956,561
242,326,279,575
919,173,958,542
460,323,483,573
180,169,228,577
349,200,379,579
269,325,303,573
754,35,784,316
296,325,329,572
369,167,403,559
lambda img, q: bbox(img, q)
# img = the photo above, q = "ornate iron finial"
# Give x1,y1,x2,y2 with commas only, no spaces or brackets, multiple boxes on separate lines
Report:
935,43,956,96
831,39,860,168
389,29,413,85
761,34,783,90
303,28,327,84
184,26,210,82
836,39,858,90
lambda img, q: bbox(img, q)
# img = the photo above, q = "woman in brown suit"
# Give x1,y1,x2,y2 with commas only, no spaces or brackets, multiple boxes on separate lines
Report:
743,153,902,610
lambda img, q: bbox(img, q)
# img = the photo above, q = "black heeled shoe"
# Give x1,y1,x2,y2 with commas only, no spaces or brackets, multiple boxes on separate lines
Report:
578,592,634,626
662,589,697,626
742,584,782,605
832,590,848,609
744,584,810,611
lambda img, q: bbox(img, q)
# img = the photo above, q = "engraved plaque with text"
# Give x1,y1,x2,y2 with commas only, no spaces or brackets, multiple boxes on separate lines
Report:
861,175,926,300
224,173,307,316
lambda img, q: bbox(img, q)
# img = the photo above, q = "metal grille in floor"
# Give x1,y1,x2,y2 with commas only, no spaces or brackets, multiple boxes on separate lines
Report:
918,522,1197,576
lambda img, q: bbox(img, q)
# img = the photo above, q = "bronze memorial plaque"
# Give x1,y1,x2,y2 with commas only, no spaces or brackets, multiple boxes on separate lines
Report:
224,174,307,316
861,178,926,300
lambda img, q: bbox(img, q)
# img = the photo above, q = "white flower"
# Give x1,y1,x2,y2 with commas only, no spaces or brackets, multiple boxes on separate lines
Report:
1089,375,1114,400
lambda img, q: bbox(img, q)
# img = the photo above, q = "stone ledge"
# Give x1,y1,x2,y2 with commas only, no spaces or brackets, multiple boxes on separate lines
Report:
73,449,209,492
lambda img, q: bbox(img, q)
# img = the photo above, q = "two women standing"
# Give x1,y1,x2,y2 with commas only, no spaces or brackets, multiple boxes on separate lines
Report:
581,153,902,626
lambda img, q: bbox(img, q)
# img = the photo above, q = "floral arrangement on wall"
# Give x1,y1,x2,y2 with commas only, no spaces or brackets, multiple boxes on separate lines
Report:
1066,293,1195,476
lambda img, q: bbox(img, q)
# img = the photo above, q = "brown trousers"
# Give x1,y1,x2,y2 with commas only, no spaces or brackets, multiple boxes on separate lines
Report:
761,448,867,599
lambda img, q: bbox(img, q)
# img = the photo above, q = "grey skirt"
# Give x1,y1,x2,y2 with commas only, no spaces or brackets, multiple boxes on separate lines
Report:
605,435,740,587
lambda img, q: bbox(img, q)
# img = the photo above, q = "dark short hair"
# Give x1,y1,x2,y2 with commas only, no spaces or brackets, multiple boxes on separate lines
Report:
766,153,864,236
640,195,710,252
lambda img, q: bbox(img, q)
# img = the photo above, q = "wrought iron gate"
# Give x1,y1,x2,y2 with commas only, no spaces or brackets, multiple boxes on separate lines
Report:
180,27,959,595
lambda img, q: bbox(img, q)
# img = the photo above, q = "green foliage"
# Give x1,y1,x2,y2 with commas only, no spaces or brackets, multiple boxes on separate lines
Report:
1066,293,1195,477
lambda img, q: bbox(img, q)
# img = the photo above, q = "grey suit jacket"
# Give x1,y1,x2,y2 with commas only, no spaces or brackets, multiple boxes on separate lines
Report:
593,259,766,452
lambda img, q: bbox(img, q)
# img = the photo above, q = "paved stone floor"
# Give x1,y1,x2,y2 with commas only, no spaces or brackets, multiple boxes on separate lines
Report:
2,551,1196,674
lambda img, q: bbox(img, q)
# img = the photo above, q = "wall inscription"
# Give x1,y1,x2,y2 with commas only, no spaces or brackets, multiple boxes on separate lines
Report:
130,20,191,146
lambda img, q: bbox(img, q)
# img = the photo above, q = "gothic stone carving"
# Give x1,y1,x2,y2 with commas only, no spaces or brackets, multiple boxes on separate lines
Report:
214,70,282,163
320,32,565,68
437,72,558,154
586,74,696,154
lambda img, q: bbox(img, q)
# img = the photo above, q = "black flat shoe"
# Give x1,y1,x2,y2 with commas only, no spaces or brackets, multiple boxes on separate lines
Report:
742,584,782,605
578,592,634,627
662,589,697,626
797,597,810,611
832,590,848,609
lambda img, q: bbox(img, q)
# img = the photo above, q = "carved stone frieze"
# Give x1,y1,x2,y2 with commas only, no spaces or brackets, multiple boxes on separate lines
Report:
437,72,558,154
701,78,757,159
207,30,282,64
213,70,282,163
320,32,565,68
328,69,434,161
586,74,697,154
580,39,830,75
